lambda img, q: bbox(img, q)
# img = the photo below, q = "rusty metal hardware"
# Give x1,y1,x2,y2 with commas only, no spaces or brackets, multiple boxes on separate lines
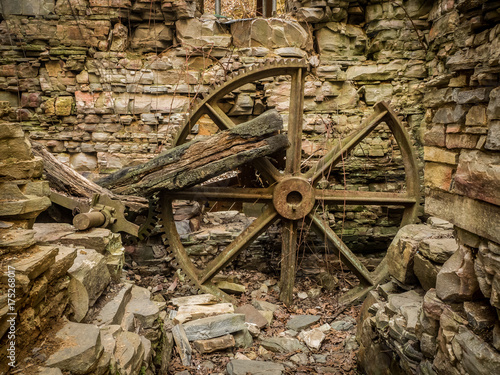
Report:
160,60,420,305
52,191,141,236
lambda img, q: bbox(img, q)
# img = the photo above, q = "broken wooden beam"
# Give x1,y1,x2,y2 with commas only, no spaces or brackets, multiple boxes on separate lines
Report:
32,142,147,213
96,109,287,197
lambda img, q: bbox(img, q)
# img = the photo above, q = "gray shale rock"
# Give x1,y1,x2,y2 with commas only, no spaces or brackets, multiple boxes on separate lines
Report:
94,283,133,326
68,248,111,322
122,285,159,330
260,337,309,353
419,238,458,264
182,313,246,341
45,321,103,374
436,245,479,302
227,359,285,375
286,315,321,332
113,330,145,375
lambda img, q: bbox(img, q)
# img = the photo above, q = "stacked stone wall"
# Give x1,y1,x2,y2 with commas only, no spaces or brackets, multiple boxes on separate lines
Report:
422,0,500,320
357,2,500,373
0,112,67,371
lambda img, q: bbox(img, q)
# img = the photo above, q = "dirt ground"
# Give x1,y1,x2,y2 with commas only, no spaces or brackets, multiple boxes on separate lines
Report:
135,265,365,375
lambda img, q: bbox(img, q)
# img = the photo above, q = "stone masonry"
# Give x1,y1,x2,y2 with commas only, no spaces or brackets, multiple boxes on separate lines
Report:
356,2,500,373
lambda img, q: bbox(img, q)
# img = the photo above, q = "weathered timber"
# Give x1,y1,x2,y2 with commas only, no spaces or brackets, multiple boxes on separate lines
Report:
96,110,287,197
32,142,147,212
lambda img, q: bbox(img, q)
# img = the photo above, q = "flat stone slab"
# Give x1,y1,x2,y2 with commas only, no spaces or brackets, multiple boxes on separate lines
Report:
286,315,321,332
0,196,51,218
387,290,424,314
175,302,234,324
0,228,36,250
182,313,246,341
35,367,63,375
10,245,58,280
45,321,103,374
172,323,192,366
94,283,133,326
227,359,285,375
235,304,269,329
193,334,235,353
123,286,159,329
260,337,309,353
33,223,75,243
215,281,245,294
33,223,118,254
45,246,77,282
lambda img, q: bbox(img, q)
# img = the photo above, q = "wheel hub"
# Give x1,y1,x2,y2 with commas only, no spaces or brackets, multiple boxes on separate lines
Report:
272,177,315,220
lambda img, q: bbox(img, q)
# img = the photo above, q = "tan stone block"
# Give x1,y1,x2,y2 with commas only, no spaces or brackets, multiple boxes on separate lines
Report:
45,60,63,77
0,157,43,179
446,134,479,149
424,146,459,165
453,150,500,206
465,105,487,126
0,136,33,161
76,70,89,84
448,75,468,87
425,189,500,244
198,122,219,136
193,334,235,354
424,125,446,147
425,162,454,191
0,123,25,139
43,97,55,115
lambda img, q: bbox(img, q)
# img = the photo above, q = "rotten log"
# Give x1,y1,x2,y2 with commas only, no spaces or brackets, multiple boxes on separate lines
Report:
31,142,147,212
96,109,287,197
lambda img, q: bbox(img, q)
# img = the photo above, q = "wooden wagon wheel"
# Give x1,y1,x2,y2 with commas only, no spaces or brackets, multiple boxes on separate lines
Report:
159,60,420,305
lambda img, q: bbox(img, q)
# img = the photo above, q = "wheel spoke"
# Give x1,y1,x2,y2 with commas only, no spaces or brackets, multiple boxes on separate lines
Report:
286,68,305,175
175,107,208,145
307,212,374,285
198,205,279,284
205,101,235,130
306,108,388,185
280,219,298,305
252,157,283,184
315,190,417,206
160,194,200,280
168,186,274,202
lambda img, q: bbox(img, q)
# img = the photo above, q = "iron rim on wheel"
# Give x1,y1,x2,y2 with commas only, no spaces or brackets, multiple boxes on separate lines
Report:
159,60,420,305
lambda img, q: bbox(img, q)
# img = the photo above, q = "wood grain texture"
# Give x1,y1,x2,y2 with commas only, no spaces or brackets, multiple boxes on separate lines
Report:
97,110,287,197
